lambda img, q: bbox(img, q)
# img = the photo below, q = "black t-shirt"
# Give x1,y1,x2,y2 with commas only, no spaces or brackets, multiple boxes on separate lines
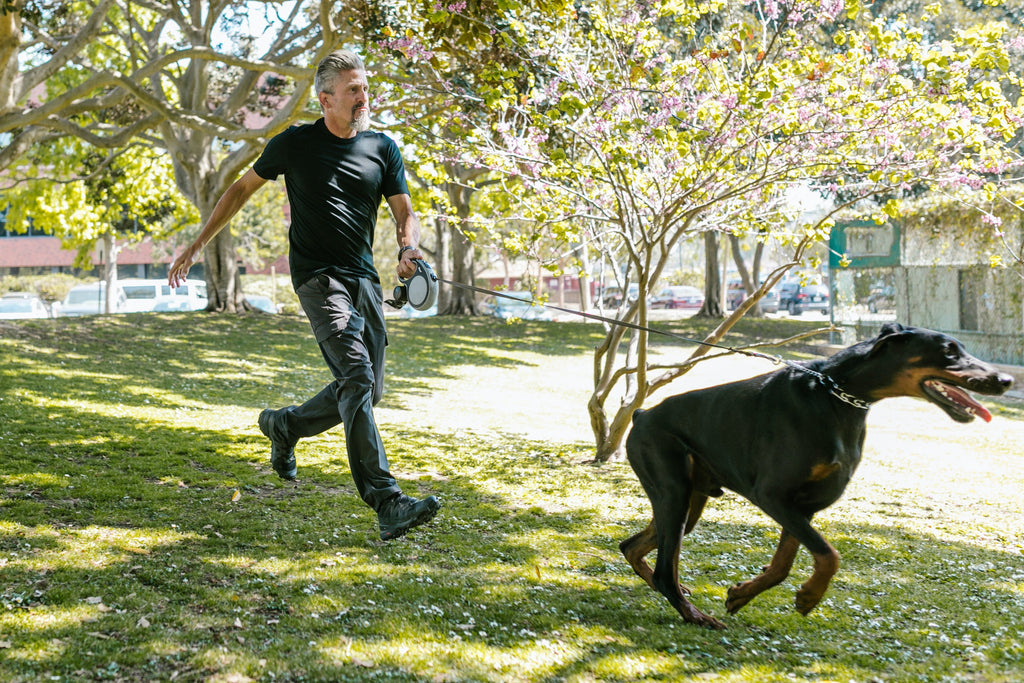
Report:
253,119,410,288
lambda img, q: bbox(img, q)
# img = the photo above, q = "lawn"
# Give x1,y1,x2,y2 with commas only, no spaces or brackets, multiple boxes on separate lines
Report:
0,313,1022,683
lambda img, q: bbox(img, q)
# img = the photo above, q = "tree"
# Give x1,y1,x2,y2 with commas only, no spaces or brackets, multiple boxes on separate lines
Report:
356,0,574,314
113,1,337,311
4,139,196,311
422,0,1022,460
2,1,344,312
0,0,125,170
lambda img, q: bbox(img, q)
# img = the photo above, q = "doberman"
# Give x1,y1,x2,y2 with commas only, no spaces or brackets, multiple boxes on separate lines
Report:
620,323,1013,629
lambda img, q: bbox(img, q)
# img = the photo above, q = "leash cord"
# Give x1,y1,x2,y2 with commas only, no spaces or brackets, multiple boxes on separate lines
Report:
434,277,872,411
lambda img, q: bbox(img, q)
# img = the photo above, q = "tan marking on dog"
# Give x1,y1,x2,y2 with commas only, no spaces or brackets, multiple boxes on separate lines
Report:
808,463,840,481
872,368,932,399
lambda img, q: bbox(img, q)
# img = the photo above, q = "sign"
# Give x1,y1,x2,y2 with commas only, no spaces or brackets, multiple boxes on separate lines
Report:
829,220,901,269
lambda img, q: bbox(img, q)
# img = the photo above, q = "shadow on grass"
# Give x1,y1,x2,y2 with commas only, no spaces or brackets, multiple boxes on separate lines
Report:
3,412,1023,681
2,315,1021,681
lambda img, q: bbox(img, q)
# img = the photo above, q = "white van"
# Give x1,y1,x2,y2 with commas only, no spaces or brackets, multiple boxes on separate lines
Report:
151,279,208,312
57,282,128,316
119,278,168,313
118,278,209,313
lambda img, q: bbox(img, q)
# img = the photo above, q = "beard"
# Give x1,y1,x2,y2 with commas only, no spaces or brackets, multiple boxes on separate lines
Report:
353,107,370,132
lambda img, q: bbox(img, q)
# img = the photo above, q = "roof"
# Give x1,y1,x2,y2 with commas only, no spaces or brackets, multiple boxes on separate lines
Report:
0,234,290,275
0,235,170,268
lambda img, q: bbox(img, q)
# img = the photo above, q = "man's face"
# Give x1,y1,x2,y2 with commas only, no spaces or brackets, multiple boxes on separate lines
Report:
321,69,370,133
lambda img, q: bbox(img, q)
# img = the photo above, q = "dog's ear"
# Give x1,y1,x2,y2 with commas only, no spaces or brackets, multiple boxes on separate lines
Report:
878,322,905,337
868,322,909,357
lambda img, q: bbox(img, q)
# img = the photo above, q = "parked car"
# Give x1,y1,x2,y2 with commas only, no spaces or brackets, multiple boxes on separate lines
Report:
245,295,279,314
119,278,208,313
598,283,639,308
57,282,128,317
396,301,437,319
783,283,830,315
167,279,208,311
726,280,779,313
866,285,895,313
0,292,51,319
481,291,553,321
650,285,704,310
759,287,780,314
119,278,168,313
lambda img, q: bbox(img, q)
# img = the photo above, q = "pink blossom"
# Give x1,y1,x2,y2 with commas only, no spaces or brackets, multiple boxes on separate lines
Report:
757,0,781,21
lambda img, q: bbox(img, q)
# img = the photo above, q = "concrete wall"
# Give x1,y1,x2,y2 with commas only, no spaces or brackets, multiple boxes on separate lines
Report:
837,220,1023,365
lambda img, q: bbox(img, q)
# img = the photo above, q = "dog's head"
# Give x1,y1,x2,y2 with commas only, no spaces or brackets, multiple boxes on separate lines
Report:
867,323,1013,422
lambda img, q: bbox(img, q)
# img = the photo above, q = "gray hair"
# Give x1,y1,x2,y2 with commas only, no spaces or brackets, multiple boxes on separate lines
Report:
315,49,365,94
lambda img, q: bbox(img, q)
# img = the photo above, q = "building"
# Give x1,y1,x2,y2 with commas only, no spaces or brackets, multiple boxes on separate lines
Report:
0,230,287,280
830,219,1023,365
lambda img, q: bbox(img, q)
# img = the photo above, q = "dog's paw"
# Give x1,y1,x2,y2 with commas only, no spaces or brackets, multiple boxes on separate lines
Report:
794,587,823,615
725,582,755,614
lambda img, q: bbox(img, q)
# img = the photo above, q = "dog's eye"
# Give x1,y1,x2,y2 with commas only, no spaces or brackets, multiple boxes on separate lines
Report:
942,341,960,360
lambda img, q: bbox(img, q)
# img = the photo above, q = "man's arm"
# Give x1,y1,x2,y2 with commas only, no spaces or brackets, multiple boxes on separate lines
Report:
387,193,422,279
168,168,268,286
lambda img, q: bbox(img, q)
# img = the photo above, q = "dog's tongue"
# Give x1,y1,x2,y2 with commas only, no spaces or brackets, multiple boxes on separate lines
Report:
935,381,992,422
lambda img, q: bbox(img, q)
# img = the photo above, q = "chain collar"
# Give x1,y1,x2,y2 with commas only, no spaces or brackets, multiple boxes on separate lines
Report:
786,363,872,411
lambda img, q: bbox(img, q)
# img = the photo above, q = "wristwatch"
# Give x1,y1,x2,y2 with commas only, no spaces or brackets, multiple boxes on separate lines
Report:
398,245,415,261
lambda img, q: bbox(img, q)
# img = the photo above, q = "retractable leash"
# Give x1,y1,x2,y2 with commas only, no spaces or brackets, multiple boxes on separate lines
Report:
390,261,871,411
386,259,439,311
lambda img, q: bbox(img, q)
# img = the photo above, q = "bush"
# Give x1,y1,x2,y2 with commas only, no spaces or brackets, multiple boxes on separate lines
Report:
0,273,87,303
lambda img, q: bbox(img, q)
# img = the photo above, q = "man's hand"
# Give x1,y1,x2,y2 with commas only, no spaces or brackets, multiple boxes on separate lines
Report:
168,244,201,288
397,246,424,280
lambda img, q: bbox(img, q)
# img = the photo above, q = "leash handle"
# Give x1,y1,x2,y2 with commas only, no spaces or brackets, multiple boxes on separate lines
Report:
387,259,438,311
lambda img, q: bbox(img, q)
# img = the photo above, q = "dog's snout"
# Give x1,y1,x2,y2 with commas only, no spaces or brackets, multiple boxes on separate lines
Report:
972,371,1015,394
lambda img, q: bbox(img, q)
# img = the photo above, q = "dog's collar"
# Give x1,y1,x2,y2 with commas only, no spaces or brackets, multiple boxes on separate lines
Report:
778,362,868,411
825,383,872,410
792,364,872,410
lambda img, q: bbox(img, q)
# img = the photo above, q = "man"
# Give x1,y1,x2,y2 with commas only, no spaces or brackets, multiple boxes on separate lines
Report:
168,49,440,541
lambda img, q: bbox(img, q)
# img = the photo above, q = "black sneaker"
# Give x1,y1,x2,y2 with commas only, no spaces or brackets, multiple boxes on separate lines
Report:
258,408,298,481
377,494,441,541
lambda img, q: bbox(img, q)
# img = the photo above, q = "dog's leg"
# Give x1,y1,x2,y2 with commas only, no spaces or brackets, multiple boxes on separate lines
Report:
795,542,840,615
725,530,799,614
620,490,707,595
754,506,840,615
650,497,725,629
683,493,708,536
619,520,658,591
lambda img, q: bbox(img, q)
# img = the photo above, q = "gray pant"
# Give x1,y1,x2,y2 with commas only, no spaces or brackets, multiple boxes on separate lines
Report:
280,272,399,509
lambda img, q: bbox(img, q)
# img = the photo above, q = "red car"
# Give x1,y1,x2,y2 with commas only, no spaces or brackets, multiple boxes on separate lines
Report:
650,285,705,310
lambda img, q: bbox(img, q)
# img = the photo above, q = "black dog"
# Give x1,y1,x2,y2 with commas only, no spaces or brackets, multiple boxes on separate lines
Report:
620,323,1013,629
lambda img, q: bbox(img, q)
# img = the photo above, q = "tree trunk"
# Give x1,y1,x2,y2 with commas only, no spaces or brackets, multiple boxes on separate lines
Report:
729,233,764,318
99,232,120,314
174,146,248,313
439,178,477,315
697,231,723,317
447,224,476,314
204,228,244,313
434,206,452,313
0,7,20,113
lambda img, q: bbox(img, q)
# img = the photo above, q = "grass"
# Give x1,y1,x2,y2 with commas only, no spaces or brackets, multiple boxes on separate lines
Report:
0,312,1022,683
